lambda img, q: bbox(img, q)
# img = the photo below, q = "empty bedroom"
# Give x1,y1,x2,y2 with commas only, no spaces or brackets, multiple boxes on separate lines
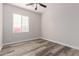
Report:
0,3,79,56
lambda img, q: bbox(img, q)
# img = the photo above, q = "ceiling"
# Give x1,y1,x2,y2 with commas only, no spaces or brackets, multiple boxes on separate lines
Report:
9,3,50,14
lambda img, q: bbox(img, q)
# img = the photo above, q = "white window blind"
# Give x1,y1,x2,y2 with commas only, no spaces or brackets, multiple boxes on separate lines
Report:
13,13,29,33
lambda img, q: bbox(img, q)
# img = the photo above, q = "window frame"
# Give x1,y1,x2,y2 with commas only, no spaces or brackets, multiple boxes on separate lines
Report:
13,13,29,33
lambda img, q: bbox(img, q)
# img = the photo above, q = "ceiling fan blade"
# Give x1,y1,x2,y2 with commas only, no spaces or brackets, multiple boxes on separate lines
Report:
39,3,47,8
26,3,34,6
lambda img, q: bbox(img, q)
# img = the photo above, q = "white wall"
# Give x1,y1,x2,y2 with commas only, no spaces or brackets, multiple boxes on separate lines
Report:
3,3,79,49
0,3,3,50
42,3,79,49
3,4,41,44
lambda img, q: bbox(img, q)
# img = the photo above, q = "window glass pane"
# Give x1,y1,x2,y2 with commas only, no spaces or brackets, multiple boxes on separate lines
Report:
22,16,29,32
13,13,21,32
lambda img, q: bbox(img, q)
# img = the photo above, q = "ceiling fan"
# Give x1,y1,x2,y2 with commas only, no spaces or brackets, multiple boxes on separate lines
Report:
26,3,47,10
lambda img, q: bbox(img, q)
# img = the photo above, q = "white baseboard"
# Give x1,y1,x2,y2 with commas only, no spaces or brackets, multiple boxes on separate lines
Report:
4,37,40,46
41,37,79,50
3,37,79,50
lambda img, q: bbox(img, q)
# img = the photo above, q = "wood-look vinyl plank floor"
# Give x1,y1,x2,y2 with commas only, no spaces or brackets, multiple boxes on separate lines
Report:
0,39,79,56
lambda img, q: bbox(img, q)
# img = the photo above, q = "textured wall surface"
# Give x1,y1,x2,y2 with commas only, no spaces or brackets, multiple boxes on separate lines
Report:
3,4,41,44
42,3,79,49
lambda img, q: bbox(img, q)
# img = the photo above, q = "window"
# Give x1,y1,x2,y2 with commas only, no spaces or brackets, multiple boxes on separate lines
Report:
13,13,29,33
